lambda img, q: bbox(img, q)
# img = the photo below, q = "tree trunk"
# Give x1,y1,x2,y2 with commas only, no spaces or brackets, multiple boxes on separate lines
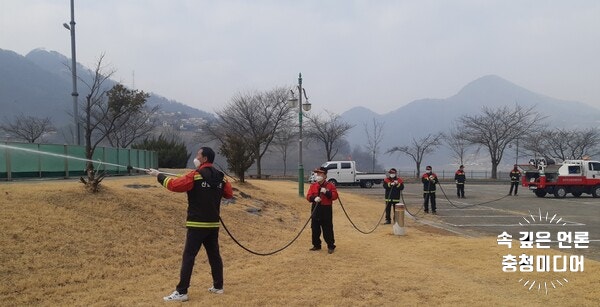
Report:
255,144,262,179
235,166,245,183
491,162,498,179
371,152,375,172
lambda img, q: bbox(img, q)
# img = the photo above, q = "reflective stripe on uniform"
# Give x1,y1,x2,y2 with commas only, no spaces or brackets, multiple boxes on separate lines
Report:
385,198,400,202
186,221,220,228
163,177,172,188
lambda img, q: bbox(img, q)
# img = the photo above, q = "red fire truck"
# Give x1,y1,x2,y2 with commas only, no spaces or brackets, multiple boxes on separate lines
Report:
522,159,600,198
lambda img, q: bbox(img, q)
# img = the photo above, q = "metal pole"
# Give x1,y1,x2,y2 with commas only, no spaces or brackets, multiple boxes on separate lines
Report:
393,203,406,235
515,138,519,164
298,73,304,197
68,0,80,145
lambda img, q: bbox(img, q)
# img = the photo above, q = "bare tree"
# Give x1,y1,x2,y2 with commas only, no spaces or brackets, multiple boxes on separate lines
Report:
79,54,115,191
444,124,473,165
304,111,354,161
0,114,55,143
387,133,443,177
271,124,297,176
363,118,384,172
458,105,545,179
209,87,293,178
523,127,600,161
521,130,548,161
524,128,569,161
574,128,600,158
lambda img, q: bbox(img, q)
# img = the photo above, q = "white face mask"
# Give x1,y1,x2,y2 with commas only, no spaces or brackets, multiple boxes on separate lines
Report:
193,158,201,168
315,175,324,183
426,170,432,174
389,174,396,178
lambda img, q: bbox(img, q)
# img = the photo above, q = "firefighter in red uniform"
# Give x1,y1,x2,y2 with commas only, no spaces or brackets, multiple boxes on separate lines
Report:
509,164,521,196
306,167,339,254
383,168,404,224
147,147,233,301
421,165,439,214
454,165,466,198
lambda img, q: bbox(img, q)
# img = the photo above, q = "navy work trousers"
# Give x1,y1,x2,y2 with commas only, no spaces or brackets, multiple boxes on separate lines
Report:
176,227,223,294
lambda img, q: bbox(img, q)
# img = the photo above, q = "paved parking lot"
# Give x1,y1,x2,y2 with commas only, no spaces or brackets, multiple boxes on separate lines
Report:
343,182,600,261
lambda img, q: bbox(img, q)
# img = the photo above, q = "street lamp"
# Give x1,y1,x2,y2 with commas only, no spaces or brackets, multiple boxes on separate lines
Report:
63,0,80,145
288,73,312,197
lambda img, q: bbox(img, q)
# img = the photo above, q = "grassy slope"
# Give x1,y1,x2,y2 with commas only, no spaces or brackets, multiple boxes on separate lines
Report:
1,176,599,306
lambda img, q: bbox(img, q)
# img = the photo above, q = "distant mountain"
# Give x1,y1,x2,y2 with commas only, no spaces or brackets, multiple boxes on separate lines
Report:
0,48,214,129
338,106,380,130
341,75,600,169
4,48,600,171
25,49,74,84
0,49,73,124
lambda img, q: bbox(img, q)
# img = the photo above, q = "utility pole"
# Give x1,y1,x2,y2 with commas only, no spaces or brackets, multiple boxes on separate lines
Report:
288,73,312,197
297,73,304,197
64,0,80,145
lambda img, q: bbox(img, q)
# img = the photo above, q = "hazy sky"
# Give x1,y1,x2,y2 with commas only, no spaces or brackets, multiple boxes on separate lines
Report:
1,0,599,114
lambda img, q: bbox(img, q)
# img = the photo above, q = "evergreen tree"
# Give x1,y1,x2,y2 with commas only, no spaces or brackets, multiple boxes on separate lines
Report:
133,134,190,168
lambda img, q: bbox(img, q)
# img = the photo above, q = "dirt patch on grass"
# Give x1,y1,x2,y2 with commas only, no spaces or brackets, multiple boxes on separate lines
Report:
1,177,599,306
123,183,156,189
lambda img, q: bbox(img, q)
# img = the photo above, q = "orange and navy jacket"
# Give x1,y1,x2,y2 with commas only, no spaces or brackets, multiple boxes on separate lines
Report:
383,177,404,202
510,169,521,182
454,169,466,184
306,181,338,206
156,163,233,228
421,172,439,192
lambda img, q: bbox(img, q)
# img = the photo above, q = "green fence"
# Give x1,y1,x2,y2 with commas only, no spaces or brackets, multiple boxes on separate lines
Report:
0,142,158,181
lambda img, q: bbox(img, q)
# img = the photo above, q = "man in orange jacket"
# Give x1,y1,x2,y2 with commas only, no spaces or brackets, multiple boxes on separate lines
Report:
421,165,439,214
454,165,466,198
383,168,404,224
306,167,339,254
147,147,233,302
508,164,521,196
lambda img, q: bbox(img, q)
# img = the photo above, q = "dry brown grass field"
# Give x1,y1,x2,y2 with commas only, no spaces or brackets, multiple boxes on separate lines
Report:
1,174,599,306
